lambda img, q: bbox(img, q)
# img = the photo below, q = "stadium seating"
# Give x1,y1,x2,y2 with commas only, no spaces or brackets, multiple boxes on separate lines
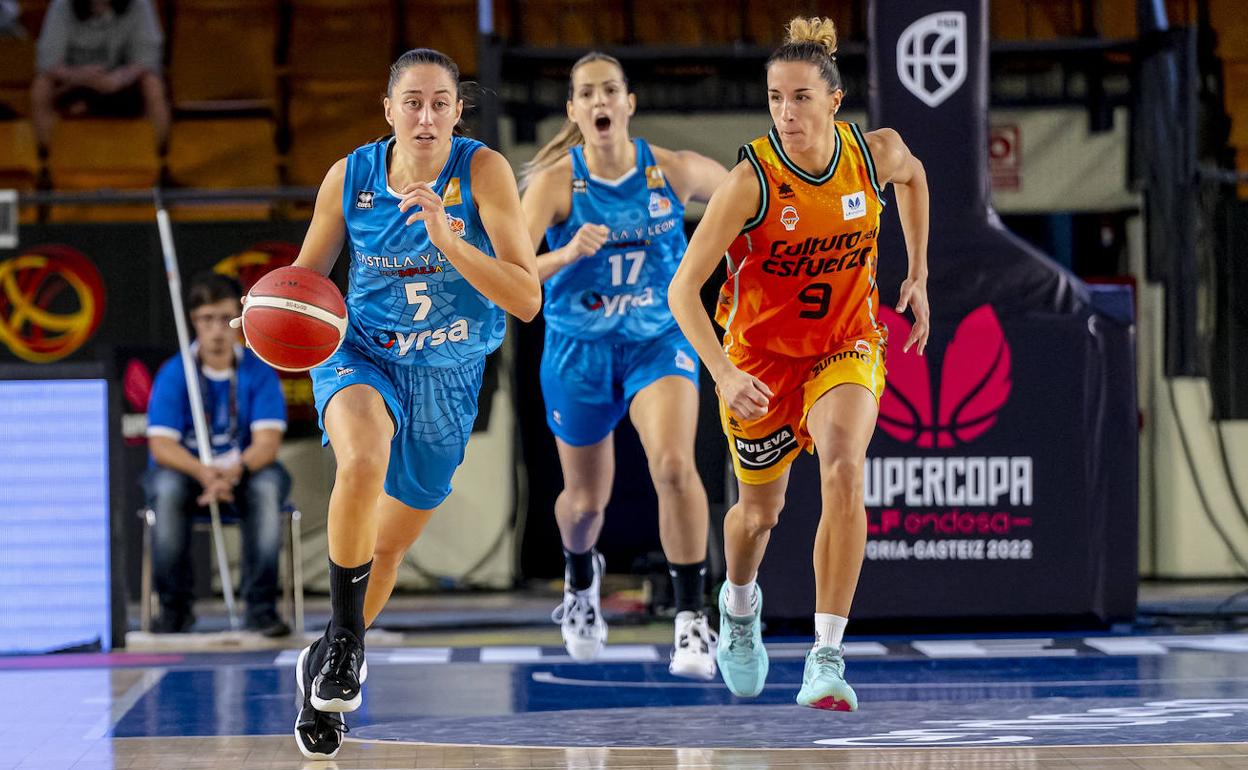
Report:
402,0,479,75
46,118,159,222
286,78,388,186
287,0,396,80
166,116,278,220
168,0,279,111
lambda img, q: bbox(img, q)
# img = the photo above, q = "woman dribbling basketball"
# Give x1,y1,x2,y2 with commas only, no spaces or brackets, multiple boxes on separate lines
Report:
287,48,540,759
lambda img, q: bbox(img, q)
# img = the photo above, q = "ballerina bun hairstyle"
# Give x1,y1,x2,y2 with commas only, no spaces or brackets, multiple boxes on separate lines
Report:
767,16,842,92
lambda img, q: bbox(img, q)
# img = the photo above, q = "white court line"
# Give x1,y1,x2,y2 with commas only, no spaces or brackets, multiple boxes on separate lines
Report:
389,648,451,664
530,671,1248,690
480,646,543,663
82,668,166,740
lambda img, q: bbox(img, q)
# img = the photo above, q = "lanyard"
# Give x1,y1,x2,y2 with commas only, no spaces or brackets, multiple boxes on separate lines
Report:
196,364,238,451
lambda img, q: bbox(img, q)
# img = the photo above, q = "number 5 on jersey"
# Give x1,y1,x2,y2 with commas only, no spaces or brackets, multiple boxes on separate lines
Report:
405,282,432,322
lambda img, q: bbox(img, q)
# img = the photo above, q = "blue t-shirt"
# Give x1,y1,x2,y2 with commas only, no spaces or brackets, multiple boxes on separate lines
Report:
340,135,506,367
543,138,687,342
146,345,287,464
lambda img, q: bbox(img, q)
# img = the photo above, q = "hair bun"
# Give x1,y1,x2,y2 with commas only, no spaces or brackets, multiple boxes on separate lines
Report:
784,16,838,57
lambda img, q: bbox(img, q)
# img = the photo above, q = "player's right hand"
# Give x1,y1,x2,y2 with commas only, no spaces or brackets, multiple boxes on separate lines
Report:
228,294,247,330
567,223,610,262
716,366,772,421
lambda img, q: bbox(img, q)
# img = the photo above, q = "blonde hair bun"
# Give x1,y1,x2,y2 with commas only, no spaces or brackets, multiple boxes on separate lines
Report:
785,17,838,57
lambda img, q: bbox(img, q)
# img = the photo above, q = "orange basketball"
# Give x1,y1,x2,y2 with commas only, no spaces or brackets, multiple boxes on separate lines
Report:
241,266,348,372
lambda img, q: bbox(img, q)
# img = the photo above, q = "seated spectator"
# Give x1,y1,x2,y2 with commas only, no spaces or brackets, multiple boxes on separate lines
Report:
144,273,291,637
31,0,169,153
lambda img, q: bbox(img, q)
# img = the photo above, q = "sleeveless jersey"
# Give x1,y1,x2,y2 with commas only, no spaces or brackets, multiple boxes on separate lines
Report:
341,135,506,367
716,122,886,359
544,138,687,342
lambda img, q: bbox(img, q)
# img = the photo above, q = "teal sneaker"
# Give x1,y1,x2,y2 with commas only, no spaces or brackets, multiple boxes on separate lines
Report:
796,645,858,711
715,582,768,697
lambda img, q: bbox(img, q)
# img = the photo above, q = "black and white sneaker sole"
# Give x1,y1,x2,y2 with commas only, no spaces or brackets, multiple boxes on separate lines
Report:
295,645,341,760
310,658,369,713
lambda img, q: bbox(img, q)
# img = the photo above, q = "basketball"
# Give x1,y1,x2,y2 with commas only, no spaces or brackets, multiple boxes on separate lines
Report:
241,266,348,372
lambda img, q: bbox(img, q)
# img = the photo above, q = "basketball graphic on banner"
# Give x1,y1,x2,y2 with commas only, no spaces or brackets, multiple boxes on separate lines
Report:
877,304,1012,448
0,244,106,363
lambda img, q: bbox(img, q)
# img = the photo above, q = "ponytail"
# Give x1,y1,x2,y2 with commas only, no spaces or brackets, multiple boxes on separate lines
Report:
520,120,584,190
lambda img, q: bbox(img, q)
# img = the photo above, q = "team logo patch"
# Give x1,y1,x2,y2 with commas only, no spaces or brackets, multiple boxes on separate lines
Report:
446,213,466,238
777,182,795,199
572,179,588,194
442,178,462,206
335,366,355,377
648,191,672,218
842,191,866,221
734,425,799,470
780,205,800,231
855,339,872,355
675,349,696,373
645,165,665,189
355,190,375,209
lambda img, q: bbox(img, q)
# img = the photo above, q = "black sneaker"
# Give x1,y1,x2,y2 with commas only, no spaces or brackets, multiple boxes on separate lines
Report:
245,610,291,638
311,628,367,712
295,638,346,759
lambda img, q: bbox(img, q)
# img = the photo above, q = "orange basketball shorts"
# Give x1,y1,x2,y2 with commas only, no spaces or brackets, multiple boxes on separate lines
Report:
719,336,887,485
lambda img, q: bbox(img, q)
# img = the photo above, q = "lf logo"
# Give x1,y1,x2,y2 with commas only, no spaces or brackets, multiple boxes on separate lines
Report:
896,11,967,108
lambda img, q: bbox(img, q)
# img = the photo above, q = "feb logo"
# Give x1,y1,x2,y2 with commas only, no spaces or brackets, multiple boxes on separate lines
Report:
0,244,105,363
878,304,1011,448
896,11,967,108
446,213,466,238
780,205,800,231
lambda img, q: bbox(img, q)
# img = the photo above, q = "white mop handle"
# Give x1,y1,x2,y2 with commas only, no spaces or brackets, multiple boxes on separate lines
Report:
155,207,215,468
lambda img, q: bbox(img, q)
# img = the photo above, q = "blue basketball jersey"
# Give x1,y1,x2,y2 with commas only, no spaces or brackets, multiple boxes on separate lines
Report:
340,135,507,367
544,138,687,342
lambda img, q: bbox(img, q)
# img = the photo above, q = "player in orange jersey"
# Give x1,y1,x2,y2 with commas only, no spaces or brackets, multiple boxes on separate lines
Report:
668,16,930,710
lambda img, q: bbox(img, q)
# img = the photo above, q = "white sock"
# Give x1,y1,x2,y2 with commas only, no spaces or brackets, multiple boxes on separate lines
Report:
814,613,848,650
726,578,758,617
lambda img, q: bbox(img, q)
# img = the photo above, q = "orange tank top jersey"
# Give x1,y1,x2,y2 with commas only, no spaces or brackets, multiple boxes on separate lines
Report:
716,122,887,359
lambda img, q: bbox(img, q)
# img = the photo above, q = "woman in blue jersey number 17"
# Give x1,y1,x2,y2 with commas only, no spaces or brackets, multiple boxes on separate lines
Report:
283,49,539,759
521,52,729,679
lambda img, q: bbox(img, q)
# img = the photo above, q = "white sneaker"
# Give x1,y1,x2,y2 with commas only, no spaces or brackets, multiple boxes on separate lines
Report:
551,551,607,661
669,610,718,680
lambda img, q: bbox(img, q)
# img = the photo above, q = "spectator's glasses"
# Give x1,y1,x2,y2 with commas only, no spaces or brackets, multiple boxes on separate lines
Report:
190,312,236,328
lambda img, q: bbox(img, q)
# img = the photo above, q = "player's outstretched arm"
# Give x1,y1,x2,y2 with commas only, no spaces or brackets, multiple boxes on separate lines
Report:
294,158,349,276
668,161,773,421
398,148,542,321
521,159,608,284
867,127,930,355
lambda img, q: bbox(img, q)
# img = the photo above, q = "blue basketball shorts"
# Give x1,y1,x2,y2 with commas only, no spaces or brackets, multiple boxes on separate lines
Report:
539,324,700,447
310,341,486,510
